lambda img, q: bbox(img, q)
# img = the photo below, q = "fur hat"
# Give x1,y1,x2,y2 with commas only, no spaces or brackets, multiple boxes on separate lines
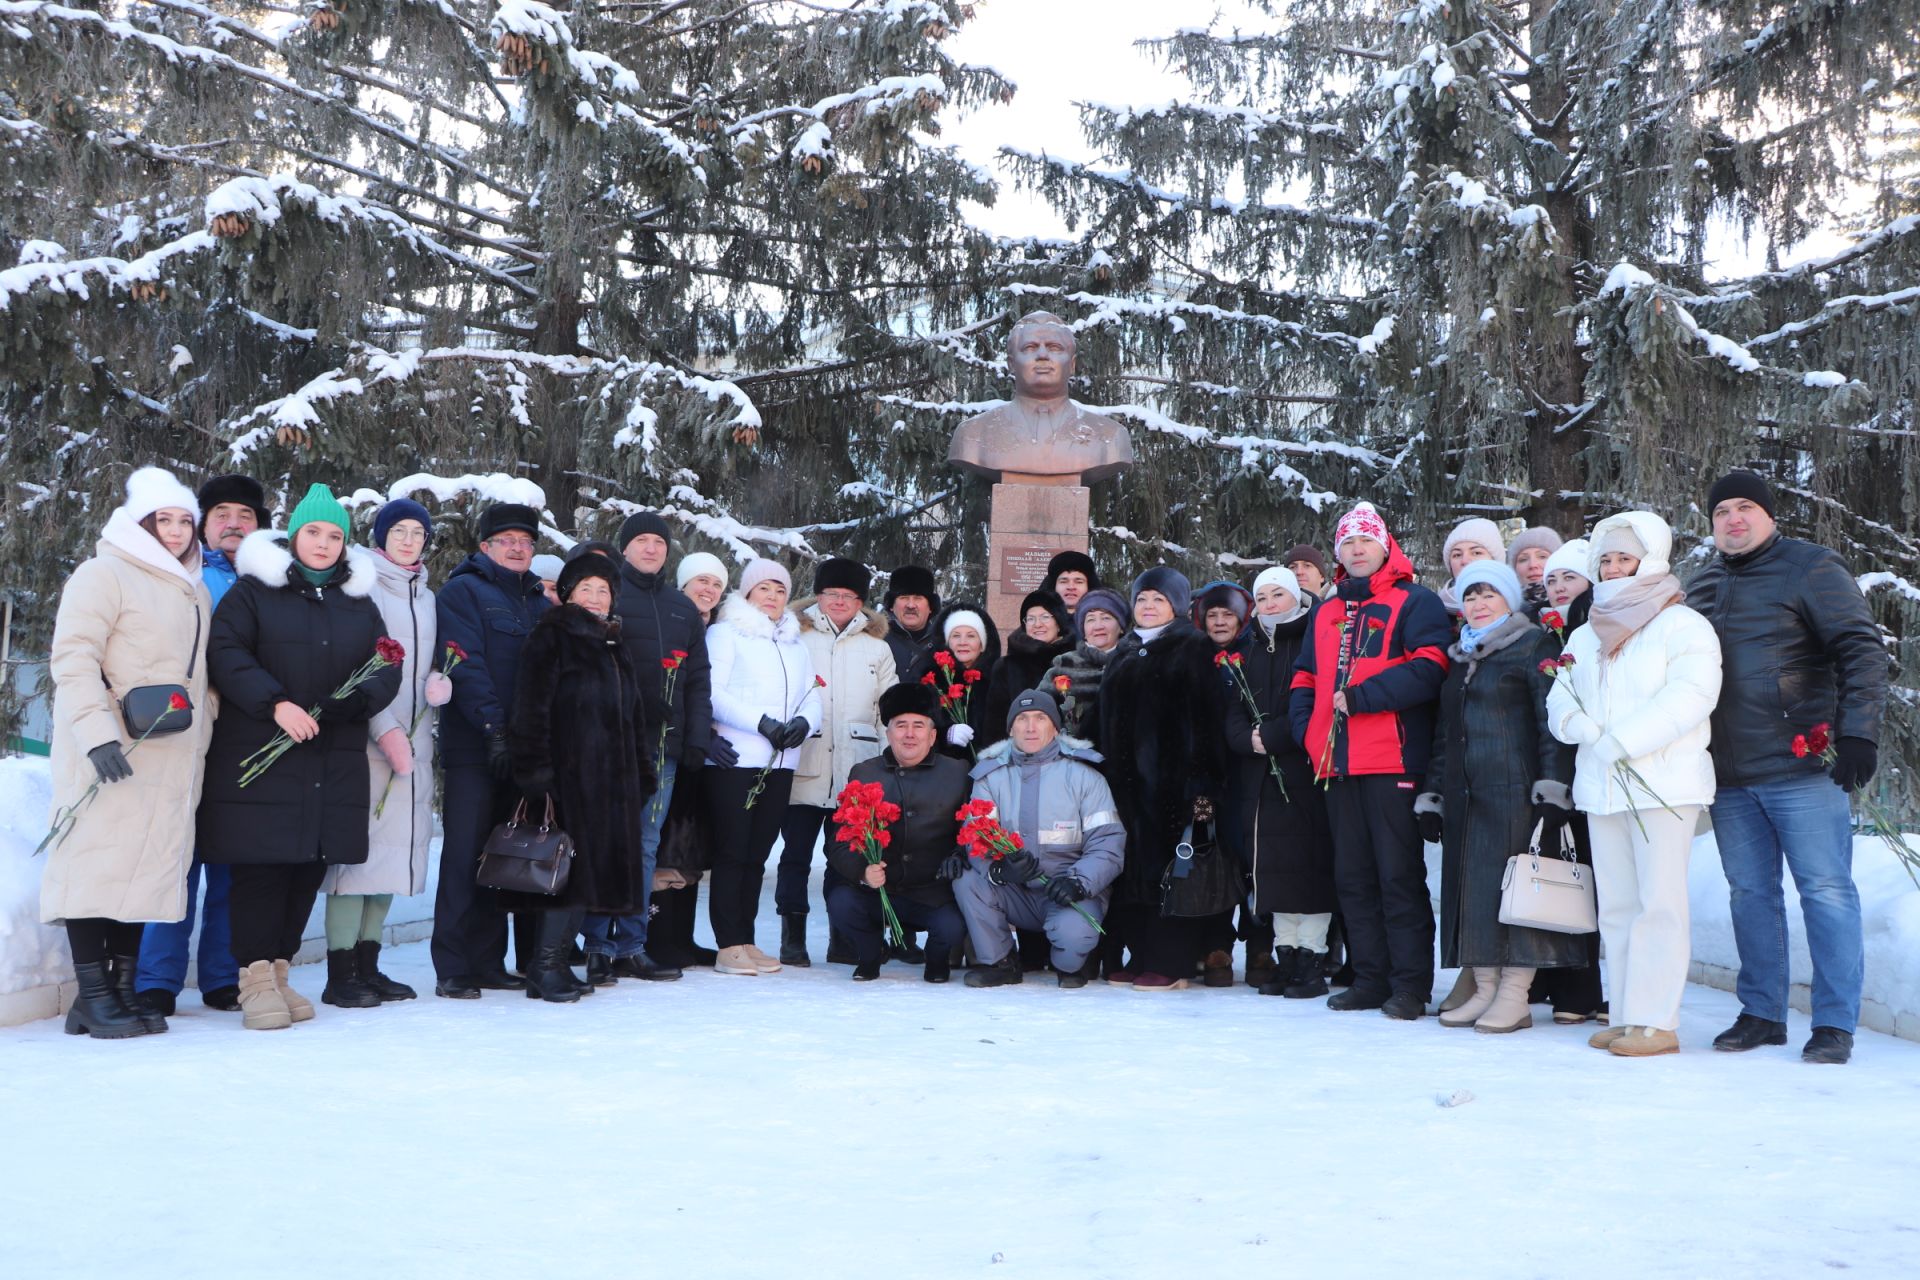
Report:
1334,501,1390,550
814,556,872,601
617,509,672,552
122,466,201,525
1454,560,1525,614
739,558,791,597
1041,550,1100,594
884,564,940,613
879,682,943,725
1443,517,1505,569
943,609,988,646
1074,587,1131,632
1191,580,1252,629
557,552,618,605
195,473,267,535
1018,588,1074,638
676,551,728,590
1130,566,1193,617
373,497,432,551
1505,526,1563,569
478,503,539,541
1006,687,1063,732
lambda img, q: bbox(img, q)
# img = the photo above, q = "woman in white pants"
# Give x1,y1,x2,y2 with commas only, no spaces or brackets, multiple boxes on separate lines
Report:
1546,511,1722,1057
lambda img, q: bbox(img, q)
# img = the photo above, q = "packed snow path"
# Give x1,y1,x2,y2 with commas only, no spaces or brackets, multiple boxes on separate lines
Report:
4,901,1918,1279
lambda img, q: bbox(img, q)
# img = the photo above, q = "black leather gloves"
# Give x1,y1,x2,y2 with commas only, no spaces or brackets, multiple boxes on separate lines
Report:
1044,875,1087,906
987,848,1040,886
88,742,133,784
486,732,514,781
708,735,740,768
778,717,811,751
935,852,971,882
1830,737,1878,792
757,715,785,746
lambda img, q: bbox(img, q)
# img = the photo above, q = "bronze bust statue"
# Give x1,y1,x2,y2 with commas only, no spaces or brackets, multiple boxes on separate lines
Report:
948,312,1134,486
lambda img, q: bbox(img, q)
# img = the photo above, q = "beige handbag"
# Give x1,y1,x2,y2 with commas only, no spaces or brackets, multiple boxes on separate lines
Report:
1498,821,1597,935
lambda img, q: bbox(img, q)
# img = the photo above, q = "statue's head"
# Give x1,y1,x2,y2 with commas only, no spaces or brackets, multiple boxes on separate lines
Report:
1007,311,1076,397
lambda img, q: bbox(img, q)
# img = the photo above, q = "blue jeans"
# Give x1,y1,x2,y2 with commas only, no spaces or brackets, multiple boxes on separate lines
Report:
584,759,676,958
135,858,237,995
1712,774,1863,1033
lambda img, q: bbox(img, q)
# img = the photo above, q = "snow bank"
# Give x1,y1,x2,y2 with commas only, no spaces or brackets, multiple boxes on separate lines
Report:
0,757,69,1000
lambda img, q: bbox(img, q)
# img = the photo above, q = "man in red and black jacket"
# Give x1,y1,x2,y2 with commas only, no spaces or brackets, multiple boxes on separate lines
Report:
1290,501,1451,1020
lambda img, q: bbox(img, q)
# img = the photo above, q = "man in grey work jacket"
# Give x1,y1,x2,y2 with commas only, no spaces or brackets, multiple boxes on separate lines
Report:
949,689,1125,989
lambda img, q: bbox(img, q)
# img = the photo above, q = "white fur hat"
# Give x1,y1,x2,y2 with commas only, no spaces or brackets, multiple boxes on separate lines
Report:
676,551,728,590
943,609,987,644
120,466,201,524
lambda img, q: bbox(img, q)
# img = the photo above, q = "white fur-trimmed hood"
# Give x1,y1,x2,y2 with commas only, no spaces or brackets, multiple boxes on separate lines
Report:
718,590,801,643
235,528,378,597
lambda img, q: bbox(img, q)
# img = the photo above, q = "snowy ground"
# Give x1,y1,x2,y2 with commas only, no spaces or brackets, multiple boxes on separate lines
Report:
4,883,1920,1280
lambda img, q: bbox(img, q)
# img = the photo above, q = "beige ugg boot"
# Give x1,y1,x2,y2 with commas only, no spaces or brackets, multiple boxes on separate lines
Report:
1437,968,1499,1027
273,959,315,1023
1608,1025,1679,1057
715,945,761,976
1437,969,1478,1014
1474,966,1537,1034
1589,1025,1627,1050
744,944,783,974
238,961,292,1031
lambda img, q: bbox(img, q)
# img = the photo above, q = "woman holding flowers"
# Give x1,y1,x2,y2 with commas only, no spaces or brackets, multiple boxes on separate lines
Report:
198,484,401,1030
907,602,1000,759
318,499,452,1008
1223,566,1337,999
704,559,822,977
506,551,656,1002
1545,511,1721,1058
42,467,216,1039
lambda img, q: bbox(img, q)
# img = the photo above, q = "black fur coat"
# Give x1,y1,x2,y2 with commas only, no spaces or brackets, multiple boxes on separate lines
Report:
506,604,657,913
1098,620,1229,904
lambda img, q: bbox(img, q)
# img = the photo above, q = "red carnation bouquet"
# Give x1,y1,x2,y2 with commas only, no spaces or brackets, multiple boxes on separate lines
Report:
954,799,1104,934
1794,722,1915,886
833,779,908,949
240,637,404,788
36,692,190,855
1214,650,1287,800
922,650,982,756
375,640,467,818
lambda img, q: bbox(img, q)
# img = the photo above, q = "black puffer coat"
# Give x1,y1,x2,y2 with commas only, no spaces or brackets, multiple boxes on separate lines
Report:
828,749,972,908
1426,614,1585,970
1223,612,1335,915
614,560,715,767
1686,532,1889,787
1099,620,1229,905
198,533,401,867
506,604,657,914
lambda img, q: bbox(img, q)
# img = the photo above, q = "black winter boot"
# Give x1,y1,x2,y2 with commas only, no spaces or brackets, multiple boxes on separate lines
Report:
1259,946,1300,997
1015,928,1051,972
137,988,176,1018
891,932,927,964
962,954,1024,988
825,926,856,966
1283,948,1331,999
525,911,584,1003
585,953,616,987
321,949,380,1008
109,953,167,1033
1244,921,1279,989
780,913,811,967
354,940,416,1002
924,952,952,984
201,985,241,1012
65,961,151,1039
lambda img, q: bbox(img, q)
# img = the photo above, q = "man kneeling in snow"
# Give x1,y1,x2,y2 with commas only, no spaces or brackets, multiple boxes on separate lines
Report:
950,689,1124,989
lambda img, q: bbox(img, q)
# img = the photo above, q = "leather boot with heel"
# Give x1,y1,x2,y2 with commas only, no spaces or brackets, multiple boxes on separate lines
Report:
109,952,167,1034
525,911,585,1002
65,960,151,1039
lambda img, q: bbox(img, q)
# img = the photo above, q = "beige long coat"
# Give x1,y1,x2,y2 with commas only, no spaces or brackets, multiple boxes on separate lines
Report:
40,510,215,924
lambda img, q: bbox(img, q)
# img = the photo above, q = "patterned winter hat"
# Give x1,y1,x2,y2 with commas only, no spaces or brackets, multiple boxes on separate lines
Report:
1334,501,1390,549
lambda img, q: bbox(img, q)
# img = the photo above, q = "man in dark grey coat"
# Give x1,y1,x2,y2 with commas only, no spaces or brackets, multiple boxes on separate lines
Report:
951,689,1125,989
1688,471,1890,1065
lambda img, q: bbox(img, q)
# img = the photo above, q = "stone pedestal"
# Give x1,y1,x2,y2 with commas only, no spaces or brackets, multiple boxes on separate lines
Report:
986,483,1090,636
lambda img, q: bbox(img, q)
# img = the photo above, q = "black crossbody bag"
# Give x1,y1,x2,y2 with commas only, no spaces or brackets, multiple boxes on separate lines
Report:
114,604,199,737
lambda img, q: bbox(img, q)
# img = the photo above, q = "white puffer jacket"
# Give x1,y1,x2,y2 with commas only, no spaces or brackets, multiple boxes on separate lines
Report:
707,592,824,770
1545,512,1723,816
789,600,898,808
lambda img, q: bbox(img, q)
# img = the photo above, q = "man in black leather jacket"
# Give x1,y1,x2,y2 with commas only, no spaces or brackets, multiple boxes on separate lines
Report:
1688,472,1889,1065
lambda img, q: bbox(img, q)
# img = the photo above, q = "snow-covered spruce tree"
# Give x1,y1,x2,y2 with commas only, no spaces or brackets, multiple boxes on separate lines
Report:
0,0,1012,725
1000,0,1919,812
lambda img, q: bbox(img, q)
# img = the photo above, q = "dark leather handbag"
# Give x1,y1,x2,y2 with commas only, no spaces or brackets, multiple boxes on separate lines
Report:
1159,819,1244,919
115,605,200,737
476,797,575,896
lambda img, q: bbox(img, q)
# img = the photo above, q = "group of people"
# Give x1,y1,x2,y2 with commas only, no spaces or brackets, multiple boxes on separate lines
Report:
39,464,1890,1064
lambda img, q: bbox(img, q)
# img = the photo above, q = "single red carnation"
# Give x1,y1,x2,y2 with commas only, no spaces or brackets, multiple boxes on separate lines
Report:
375,637,406,665
1792,735,1809,758
168,692,190,712
964,668,983,684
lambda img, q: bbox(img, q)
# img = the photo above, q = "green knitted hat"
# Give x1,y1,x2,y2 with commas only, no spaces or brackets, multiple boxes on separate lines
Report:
287,483,351,539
